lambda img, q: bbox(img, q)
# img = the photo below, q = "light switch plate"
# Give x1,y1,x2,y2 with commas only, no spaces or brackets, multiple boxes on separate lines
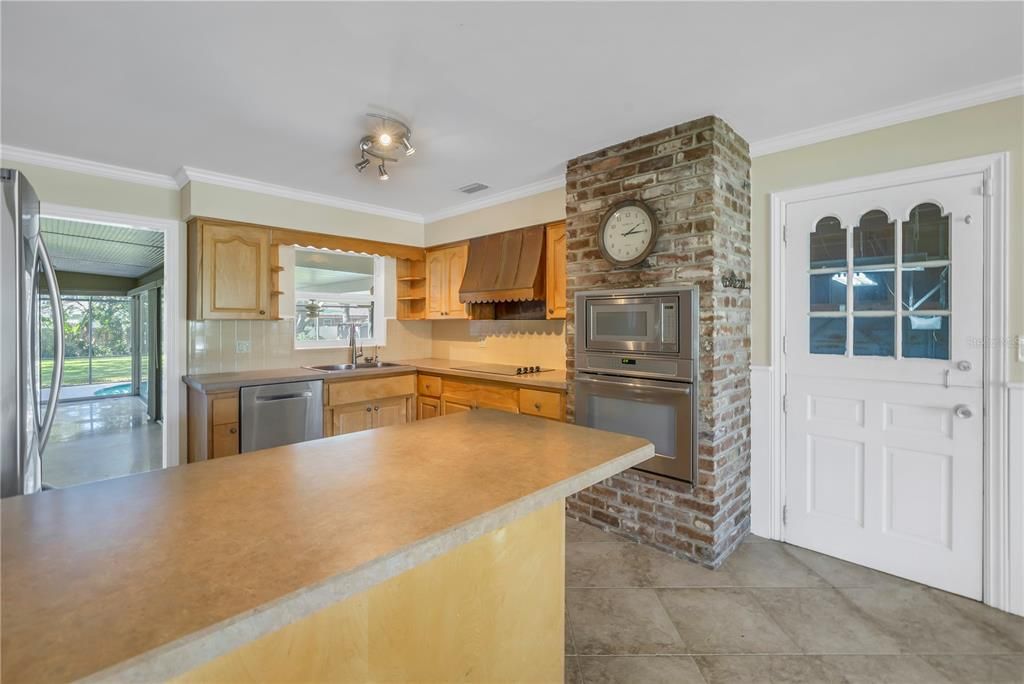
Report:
477,337,487,347
236,341,251,353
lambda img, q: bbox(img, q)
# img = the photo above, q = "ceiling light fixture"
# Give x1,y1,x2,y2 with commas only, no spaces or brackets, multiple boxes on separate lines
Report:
354,113,415,180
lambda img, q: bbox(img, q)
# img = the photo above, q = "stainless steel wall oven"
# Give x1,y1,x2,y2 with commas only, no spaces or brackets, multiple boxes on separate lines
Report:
575,287,698,482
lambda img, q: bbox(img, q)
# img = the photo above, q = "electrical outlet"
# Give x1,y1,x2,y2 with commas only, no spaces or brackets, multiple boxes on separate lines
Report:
477,337,487,348
236,341,251,354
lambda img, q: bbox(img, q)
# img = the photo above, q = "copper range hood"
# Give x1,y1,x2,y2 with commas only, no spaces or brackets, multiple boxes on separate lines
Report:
459,225,545,304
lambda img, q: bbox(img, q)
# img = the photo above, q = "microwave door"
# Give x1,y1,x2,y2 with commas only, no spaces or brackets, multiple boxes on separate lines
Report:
576,373,694,482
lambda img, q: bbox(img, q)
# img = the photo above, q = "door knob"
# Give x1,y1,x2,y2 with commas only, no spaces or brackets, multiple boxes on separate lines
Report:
229,426,237,434
957,360,972,372
365,406,372,412
954,404,973,419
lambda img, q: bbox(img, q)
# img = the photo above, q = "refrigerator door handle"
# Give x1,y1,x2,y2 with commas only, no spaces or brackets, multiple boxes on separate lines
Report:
36,238,64,452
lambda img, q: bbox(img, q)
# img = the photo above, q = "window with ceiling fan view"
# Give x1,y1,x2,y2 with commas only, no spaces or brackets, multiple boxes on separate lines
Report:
292,247,387,349
807,203,951,360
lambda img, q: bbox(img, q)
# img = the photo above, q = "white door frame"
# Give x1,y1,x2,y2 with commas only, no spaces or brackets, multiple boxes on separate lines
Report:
768,152,1014,613
40,202,186,470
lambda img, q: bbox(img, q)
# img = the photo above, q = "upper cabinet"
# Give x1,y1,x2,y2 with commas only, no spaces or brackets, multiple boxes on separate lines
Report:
426,243,469,319
188,218,272,320
545,221,566,320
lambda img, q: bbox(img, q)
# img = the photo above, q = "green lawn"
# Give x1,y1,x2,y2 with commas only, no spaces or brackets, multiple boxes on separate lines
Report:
40,355,132,386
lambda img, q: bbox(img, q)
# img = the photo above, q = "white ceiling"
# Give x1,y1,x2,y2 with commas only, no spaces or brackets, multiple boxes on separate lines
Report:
2,2,1021,218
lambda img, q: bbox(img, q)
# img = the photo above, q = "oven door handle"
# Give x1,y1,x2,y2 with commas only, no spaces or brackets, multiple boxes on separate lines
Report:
576,374,691,394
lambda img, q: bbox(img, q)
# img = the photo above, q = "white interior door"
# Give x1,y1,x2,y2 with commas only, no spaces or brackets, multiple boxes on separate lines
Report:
783,171,985,599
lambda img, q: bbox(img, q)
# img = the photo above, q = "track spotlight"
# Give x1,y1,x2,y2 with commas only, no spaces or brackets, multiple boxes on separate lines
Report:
355,157,370,172
401,137,415,156
378,163,389,181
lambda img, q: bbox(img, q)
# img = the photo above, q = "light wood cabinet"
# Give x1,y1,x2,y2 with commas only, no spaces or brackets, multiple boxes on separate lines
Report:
417,395,440,420
324,374,415,438
545,222,566,320
186,388,240,461
425,244,469,320
188,218,272,320
519,388,564,420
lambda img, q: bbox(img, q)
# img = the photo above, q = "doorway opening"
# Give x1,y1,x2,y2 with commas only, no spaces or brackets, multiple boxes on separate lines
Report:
38,217,164,488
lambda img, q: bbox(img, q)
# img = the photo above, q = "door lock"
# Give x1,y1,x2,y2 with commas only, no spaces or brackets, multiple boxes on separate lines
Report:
954,404,973,419
956,360,972,372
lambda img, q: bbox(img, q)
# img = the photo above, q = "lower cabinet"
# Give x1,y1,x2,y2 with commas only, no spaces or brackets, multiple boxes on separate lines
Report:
417,374,565,421
416,395,441,420
324,374,416,438
187,388,240,462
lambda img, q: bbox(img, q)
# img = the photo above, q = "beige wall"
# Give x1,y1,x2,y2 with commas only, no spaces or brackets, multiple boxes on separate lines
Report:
424,188,568,368
424,187,566,246
183,181,424,246
1,160,180,220
751,97,1023,381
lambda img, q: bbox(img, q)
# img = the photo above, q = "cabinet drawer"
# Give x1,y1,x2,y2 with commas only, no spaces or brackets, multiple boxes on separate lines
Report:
417,374,442,397
519,389,563,420
211,396,238,425
328,374,416,406
442,378,519,413
211,423,239,458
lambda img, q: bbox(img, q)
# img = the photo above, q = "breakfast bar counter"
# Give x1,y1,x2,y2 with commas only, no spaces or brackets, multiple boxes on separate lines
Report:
1,411,651,683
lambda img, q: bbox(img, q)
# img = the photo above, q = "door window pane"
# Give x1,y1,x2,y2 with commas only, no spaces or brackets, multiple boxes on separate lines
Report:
902,315,950,360
810,273,846,312
902,266,949,312
809,216,846,270
903,203,949,263
853,210,896,267
853,316,895,357
810,317,846,355
851,269,895,311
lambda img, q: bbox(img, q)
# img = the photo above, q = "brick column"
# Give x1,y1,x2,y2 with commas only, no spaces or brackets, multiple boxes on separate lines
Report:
564,116,752,568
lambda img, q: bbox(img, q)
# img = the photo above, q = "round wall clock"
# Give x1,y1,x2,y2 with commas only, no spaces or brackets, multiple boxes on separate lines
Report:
598,199,659,267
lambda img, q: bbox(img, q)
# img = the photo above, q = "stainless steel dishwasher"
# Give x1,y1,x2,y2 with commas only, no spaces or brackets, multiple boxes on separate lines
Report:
240,380,323,453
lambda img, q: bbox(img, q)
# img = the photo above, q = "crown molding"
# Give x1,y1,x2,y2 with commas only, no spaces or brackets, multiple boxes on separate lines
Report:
749,75,1024,158
176,166,424,224
0,144,179,189
422,175,566,224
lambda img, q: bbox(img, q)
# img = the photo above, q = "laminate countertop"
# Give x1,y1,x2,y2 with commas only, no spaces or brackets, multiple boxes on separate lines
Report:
182,358,568,394
1,411,651,683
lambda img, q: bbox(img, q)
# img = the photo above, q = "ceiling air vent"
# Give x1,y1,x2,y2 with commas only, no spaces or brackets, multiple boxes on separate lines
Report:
458,182,489,194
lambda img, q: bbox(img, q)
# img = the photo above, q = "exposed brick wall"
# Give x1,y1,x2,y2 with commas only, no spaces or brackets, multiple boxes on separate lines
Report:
564,116,752,568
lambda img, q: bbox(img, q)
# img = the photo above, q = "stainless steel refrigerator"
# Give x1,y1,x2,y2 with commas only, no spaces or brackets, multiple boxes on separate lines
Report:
1,168,64,498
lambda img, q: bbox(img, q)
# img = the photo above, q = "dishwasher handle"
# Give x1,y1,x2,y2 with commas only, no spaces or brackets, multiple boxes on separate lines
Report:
254,391,314,402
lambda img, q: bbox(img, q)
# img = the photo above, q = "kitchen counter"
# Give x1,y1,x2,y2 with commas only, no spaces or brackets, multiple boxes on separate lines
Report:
182,363,418,393
182,358,568,394
1,411,650,682
403,357,568,390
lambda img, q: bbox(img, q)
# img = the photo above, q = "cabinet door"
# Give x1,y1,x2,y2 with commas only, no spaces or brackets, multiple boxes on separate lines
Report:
545,222,566,319
445,245,469,319
441,397,474,415
372,396,409,428
417,396,440,420
202,222,270,319
211,423,239,458
332,402,373,435
426,249,447,319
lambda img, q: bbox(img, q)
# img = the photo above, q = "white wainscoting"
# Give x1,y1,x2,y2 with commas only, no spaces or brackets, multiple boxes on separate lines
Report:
750,365,775,538
1009,382,1024,616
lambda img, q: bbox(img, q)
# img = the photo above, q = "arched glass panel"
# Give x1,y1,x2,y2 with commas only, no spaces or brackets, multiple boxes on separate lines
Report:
809,216,846,270
853,210,895,267
902,203,948,263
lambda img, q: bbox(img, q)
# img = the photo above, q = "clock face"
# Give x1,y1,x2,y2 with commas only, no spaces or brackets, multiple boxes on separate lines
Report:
600,202,656,266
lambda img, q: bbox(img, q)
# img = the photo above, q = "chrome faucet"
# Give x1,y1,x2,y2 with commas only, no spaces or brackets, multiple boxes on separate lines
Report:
347,323,363,365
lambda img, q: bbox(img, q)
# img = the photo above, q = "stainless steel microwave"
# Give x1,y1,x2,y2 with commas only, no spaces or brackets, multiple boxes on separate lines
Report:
578,287,694,357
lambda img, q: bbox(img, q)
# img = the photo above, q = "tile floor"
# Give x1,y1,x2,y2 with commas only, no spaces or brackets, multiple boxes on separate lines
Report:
565,518,1024,683
43,397,162,489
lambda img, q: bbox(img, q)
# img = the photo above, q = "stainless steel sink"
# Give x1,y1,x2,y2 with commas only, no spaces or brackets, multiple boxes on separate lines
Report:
304,362,402,372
